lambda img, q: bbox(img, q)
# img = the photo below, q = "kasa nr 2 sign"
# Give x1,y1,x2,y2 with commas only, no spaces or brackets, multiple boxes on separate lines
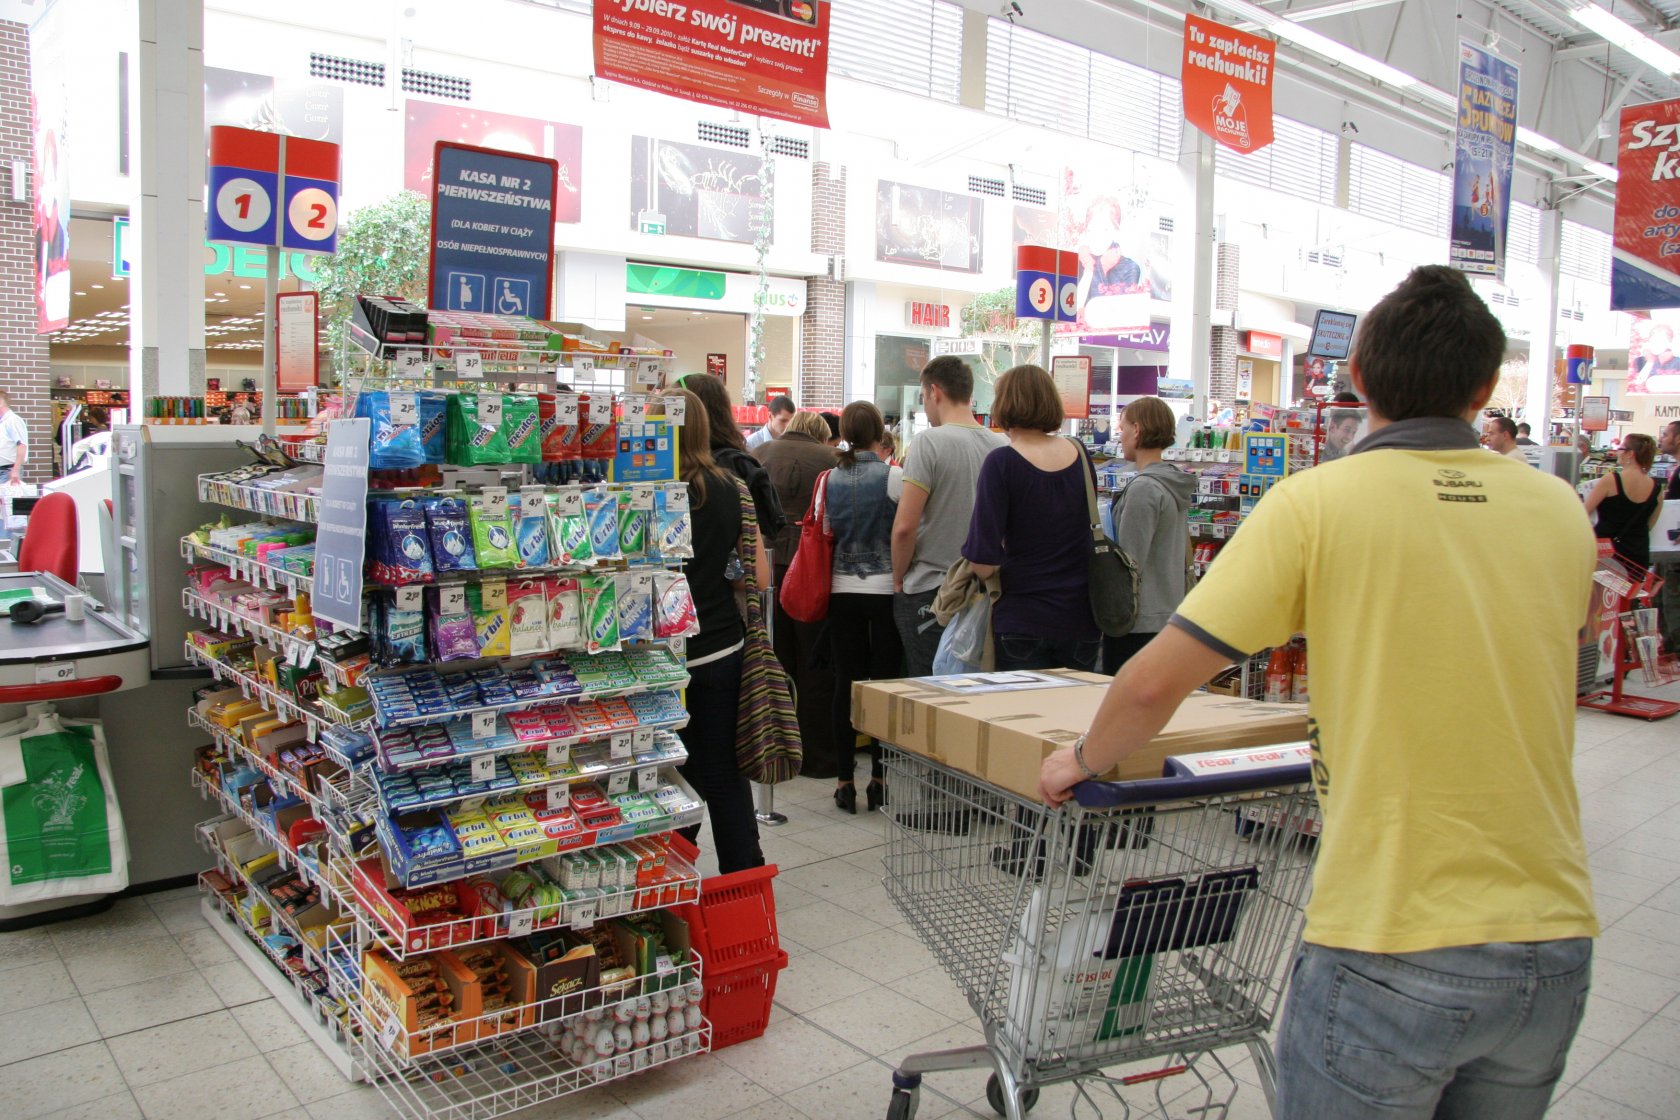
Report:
429,142,559,318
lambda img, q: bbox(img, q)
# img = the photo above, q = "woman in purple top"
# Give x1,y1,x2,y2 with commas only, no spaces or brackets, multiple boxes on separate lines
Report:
962,364,1101,672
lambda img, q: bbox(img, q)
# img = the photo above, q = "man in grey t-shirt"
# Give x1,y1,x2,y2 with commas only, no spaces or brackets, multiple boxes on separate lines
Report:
891,356,1009,676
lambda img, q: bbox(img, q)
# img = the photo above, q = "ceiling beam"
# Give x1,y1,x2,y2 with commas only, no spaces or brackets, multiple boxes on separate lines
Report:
1261,0,1408,22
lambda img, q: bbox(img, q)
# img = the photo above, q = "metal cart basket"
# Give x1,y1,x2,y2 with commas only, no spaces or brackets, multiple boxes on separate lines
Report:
882,747,1318,1120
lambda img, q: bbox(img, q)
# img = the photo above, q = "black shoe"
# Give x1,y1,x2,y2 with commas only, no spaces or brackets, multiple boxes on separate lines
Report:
991,832,1096,878
895,807,972,835
834,783,857,814
867,780,887,813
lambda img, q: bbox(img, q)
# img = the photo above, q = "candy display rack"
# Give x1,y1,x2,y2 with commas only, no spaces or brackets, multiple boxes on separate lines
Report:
179,308,718,1118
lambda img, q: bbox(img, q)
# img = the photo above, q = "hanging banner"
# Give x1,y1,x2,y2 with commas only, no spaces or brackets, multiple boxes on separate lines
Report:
428,142,558,318
1612,98,1680,310
29,1,71,333
594,0,830,129
1181,15,1275,154
1449,42,1518,279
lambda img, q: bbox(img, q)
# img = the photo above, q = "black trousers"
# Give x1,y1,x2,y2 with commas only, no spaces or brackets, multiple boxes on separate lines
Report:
771,565,838,778
1102,631,1157,676
828,592,903,783
675,648,765,874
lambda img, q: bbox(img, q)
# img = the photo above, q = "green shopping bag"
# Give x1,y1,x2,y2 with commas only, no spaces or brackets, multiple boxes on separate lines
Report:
3,725,113,886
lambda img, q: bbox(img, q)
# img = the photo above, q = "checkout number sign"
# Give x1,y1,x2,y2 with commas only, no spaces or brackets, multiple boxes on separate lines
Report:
312,419,370,630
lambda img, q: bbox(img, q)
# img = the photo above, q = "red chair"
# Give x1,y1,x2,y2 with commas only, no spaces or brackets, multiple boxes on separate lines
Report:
18,491,79,584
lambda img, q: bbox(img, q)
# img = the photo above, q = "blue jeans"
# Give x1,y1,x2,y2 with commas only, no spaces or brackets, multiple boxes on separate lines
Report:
994,632,1101,673
1276,939,1593,1120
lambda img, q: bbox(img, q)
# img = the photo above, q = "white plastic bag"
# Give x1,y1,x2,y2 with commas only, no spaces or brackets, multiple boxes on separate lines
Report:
932,593,989,675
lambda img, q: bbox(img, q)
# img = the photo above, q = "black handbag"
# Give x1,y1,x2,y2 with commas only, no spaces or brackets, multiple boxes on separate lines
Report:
1072,438,1141,637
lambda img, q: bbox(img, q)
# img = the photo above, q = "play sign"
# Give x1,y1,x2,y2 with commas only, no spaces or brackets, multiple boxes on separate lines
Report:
207,126,340,253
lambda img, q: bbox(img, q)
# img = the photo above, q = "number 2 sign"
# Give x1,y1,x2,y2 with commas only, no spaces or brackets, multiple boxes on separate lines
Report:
208,126,340,254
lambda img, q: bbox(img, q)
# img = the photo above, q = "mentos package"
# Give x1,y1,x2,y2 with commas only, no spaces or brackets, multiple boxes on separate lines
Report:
358,391,426,471
537,394,566,463
465,582,511,658
555,393,583,462
653,572,700,639
418,391,448,464
546,577,582,650
580,394,616,461
470,494,516,569
581,573,620,654
618,490,649,561
548,489,593,567
584,488,621,561
446,392,510,465
654,485,694,562
512,489,551,569
424,496,476,573
508,580,549,655
616,571,654,643
504,395,542,464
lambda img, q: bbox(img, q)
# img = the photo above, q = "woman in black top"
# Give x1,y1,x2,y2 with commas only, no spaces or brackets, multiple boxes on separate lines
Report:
667,388,767,874
1585,433,1664,570
679,374,787,551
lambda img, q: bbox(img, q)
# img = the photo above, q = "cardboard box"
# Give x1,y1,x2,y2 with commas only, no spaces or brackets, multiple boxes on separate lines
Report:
854,671,1309,800
363,949,482,1056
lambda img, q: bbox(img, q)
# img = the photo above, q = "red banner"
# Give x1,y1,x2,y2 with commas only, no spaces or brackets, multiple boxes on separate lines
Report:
594,0,830,129
1182,15,1275,153
1611,98,1680,310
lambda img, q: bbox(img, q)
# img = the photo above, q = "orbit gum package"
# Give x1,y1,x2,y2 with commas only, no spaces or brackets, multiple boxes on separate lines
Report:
465,583,511,658
503,395,542,465
508,580,549,655
581,573,620,654
512,489,551,569
424,496,476,573
546,577,582,650
618,490,649,561
653,484,693,561
547,489,593,567
616,571,654,643
585,487,621,560
470,493,516,569
653,572,700,638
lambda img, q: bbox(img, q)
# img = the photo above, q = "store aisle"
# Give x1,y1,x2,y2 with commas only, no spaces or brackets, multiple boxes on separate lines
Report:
2,687,1679,1120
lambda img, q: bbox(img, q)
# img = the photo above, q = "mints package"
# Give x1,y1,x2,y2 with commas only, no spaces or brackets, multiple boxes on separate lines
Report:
425,496,476,573
358,391,426,470
446,392,510,465
504,395,542,464
653,572,699,639
418,391,448,464
513,490,551,569
548,490,593,567
508,580,549,656
585,488,621,561
546,577,582,651
470,494,516,569
581,573,620,654
616,571,654,643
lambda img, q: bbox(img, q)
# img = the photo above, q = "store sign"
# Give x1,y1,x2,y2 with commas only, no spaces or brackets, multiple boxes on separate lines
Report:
313,418,370,630
114,218,322,282
1050,355,1092,420
1581,396,1610,432
594,0,830,128
706,353,726,378
1450,41,1518,279
1016,245,1079,322
932,338,983,357
1084,324,1172,352
1245,331,1282,358
428,142,558,317
275,292,318,391
625,264,806,316
207,126,341,253
1182,15,1275,154
905,302,952,329
1613,98,1680,309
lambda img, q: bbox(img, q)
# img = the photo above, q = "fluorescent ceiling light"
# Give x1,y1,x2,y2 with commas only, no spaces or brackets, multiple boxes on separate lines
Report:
1569,3,1680,75
1583,158,1621,181
1230,0,1420,88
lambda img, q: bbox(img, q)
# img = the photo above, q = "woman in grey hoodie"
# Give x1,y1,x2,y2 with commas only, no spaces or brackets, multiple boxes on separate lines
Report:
1104,396,1197,673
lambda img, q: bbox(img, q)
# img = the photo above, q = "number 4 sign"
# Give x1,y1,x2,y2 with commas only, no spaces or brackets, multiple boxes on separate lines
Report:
208,126,340,254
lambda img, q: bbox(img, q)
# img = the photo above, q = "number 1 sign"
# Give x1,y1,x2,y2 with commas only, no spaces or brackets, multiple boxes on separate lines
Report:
208,126,341,253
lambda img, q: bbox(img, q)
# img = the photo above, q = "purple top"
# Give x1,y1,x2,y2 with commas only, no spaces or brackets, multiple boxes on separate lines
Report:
962,445,1099,641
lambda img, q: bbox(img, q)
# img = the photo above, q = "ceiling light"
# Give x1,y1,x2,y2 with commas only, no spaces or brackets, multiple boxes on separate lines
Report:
238,284,251,289
1215,0,1421,89
74,290,86,296
1582,158,1621,181
1569,2,1680,75
641,315,653,320
90,283,104,289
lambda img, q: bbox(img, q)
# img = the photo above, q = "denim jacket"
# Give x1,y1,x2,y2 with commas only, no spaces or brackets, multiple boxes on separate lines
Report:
825,453,896,577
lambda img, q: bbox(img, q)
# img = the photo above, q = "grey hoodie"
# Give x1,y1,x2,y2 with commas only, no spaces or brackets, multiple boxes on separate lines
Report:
1115,462,1198,634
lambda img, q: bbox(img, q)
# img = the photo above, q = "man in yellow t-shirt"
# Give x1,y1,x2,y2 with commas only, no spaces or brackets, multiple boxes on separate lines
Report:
1041,266,1598,1120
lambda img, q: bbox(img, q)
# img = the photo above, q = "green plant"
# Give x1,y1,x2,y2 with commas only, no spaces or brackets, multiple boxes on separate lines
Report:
959,287,1046,392
309,191,432,380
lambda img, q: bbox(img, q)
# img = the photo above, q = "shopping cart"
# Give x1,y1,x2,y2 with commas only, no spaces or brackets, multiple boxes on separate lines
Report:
881,748,1318,1120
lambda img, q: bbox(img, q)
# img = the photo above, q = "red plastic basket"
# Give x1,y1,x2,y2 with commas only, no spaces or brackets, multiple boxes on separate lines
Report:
704,949,789,1050
675,863,781,973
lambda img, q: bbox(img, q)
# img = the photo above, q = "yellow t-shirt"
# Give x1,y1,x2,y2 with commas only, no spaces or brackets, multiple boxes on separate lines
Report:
1172,430,1600,953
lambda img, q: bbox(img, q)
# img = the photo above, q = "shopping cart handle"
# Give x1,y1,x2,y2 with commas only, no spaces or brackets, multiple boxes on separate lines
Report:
1071,763,1314,808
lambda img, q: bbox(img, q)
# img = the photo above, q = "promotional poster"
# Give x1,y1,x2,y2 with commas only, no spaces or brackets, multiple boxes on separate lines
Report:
1626,316,1680,394
1449,42,1518,278
30,2,70,333
1181,15,1275,154
1612,98,1680,310
204,67,344,145
406,102,582,224
876,180,984,273
629,137,767,244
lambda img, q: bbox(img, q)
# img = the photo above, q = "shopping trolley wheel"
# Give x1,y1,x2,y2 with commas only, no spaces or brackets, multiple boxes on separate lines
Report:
985,1075,1040,1116
886,1087,918,1120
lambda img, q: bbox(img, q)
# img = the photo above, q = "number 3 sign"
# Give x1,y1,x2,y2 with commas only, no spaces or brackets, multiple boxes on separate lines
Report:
207,126,340,254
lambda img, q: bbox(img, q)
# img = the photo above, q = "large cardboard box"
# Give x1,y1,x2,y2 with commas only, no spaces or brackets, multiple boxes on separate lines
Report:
854,670,1309,800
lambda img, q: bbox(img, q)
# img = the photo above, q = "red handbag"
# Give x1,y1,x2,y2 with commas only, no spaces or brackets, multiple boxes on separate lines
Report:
779,469,834,623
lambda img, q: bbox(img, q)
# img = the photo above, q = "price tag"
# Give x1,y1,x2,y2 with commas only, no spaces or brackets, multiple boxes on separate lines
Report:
572,356,595,380
1216,450,1233,464
471,712,497,742
481,486,509,519
478,393,504,428
455,350,484,379
557,488,584,516
395,585,424,612
570,897,599,929
557,394,581,425
631,727,655,754
622,394,648,424
663,485,690,512
630,485,655,512
663,395,686,424
306,721,319,744
508,910,535,938
470,756,497,785
609,733,632,760
634,357,662,386
654,953,676,976
395,349,426,377
545,742,571,767
546,783,570,811
390,392,419,428
607,771,631,795
482,578,508,612
34,661,76,684
460,795,487,814
440,585,468,615
636,766,660,791
586,395,613,425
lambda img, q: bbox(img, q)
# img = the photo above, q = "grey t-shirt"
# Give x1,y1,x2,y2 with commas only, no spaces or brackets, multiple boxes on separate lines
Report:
900,422,1009,594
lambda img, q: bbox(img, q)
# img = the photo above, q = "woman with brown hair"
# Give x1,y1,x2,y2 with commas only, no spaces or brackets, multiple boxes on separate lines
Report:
677,373,786,546
962,364,1101,672
1106,395,1195,672
824,400,902,813
1585,432,1664,570
664,387,767,874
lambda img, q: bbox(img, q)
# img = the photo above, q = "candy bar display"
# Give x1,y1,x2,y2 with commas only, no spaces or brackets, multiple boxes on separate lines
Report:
177,325,722,1120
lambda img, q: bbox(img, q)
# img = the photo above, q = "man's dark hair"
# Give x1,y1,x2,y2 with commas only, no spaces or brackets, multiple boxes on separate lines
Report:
1351,266,1505,421
920,355,974,404
821,412,840,440
1517,422,1531,435
769,395,796,416
1489,416,1518,439
1330,391,1361,404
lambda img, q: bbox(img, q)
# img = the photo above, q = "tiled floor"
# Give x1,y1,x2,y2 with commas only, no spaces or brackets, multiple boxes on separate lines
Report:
3,684,1679,1120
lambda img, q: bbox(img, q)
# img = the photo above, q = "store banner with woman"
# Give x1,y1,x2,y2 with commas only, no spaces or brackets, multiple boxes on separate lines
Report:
29,0,71,334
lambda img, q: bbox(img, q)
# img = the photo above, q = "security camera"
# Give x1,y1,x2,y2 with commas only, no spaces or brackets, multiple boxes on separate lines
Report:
1002,2,1023,19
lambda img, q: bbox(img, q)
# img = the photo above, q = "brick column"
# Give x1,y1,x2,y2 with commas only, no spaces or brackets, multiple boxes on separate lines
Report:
0,21,53,485
1209,242,1240,406
800,162,845,409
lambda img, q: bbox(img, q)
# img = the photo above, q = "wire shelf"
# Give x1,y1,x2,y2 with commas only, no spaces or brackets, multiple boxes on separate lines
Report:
182,536,315,596
183,589,318,666
198,473,321,522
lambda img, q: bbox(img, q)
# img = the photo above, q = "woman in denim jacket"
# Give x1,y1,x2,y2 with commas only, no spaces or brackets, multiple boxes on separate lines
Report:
824,401,903,814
